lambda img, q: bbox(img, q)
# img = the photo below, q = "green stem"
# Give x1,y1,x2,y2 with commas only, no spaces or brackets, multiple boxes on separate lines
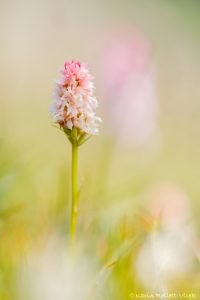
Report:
70,141,78,241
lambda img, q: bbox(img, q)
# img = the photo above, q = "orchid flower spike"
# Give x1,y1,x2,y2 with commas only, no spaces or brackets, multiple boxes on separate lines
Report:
50,61,101,145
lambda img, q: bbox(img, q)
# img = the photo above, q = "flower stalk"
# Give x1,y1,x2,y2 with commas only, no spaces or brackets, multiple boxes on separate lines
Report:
70,136,78,240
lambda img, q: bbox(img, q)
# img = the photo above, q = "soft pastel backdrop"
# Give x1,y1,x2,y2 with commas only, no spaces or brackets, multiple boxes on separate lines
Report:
0,0,200,299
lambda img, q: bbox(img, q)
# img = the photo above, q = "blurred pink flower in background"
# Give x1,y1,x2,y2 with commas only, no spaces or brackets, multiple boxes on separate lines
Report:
101,28,159,146
147,183,192,227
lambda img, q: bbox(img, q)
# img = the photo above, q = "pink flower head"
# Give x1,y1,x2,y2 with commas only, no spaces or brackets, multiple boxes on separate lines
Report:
50,61,101,135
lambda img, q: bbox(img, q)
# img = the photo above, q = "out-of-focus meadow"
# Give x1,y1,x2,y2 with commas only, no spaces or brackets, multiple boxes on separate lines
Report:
1,0,200,299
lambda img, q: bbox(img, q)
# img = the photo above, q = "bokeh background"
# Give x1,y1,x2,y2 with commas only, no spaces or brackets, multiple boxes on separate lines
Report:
1,0,200,299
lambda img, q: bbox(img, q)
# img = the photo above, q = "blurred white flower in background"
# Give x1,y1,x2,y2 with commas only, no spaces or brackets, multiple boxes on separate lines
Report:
135,227,195,292
101,28,160,147
135,184,198,291
18,236,97,300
